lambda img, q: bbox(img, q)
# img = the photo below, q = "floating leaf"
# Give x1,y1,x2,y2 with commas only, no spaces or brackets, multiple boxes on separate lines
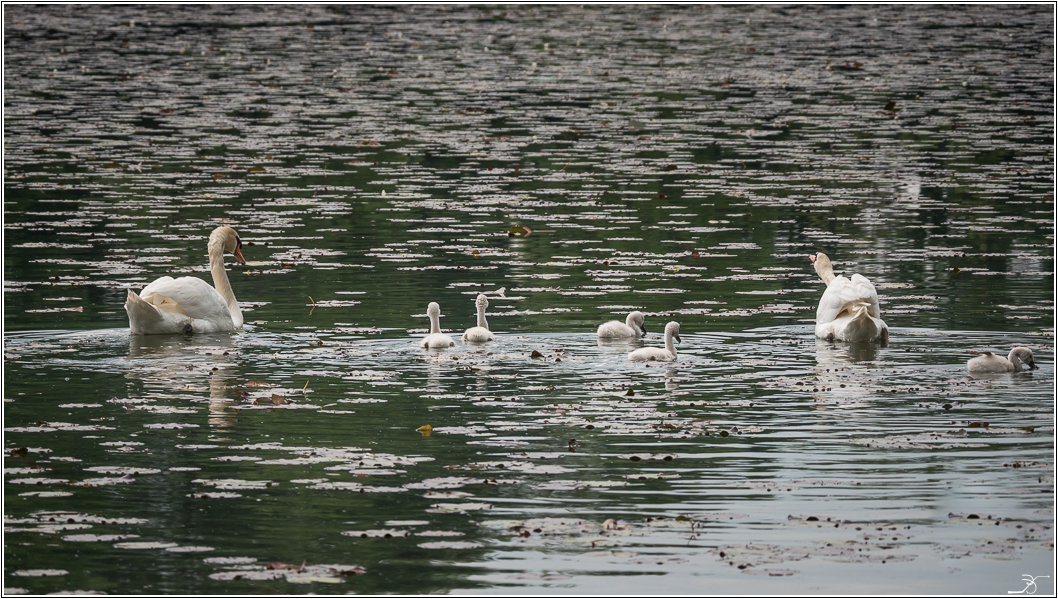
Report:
417,540,483,549
11,569,68,577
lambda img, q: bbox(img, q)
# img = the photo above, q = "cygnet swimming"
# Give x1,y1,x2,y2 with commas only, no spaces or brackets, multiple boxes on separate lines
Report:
629,321,680,362
462,294,495,343
598,310,647,338
421,302,455,349
967,347,1038,373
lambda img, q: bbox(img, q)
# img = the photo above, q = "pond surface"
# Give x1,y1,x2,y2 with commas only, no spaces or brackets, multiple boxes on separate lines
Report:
4,4,1054,595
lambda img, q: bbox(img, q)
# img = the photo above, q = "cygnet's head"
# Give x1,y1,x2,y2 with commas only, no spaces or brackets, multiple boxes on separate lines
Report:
665,321,681,344
427,302,441,317
627,310,647,335
810,252,831,277
1010,347,1038,370
475,294,489,310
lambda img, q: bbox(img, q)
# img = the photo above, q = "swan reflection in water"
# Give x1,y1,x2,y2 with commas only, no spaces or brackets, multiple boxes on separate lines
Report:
661,367,681,392
125,332,242,436
597,335,646,348
811,339,883,404
814,339,881,366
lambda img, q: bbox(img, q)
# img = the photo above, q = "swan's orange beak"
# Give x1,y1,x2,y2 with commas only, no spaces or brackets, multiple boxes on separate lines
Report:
810,254,816,263
233,245,246,265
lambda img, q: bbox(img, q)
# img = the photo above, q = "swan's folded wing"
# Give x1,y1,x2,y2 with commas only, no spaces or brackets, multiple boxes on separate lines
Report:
849,274,882,317
817,275,880,323
139,276,176,297
140,276,232,322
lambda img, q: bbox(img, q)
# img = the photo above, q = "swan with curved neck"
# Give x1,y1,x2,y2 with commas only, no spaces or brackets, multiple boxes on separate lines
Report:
125,226,246,335
598,310,647,338
462,294,495,343
629,321,680,362
811,252,888,343
967,347,1038,373
422,302,455,349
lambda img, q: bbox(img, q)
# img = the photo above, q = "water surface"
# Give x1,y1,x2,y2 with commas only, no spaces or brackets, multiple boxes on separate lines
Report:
4,4,1054,595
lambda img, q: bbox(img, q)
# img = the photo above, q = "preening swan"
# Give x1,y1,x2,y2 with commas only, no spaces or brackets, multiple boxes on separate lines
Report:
811,252,888,343
629,321,680,362
598,310,647,338
462,294,495,343
125,226,246,335
967,347,1038,373
421,302,455,349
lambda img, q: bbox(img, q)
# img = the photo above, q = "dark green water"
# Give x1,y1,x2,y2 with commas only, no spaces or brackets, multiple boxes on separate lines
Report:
4,5,1054,594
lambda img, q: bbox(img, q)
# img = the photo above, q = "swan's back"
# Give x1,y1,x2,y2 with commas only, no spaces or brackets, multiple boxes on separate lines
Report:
967,351,1012,373
422,333,455,349
817,274,880,324
628,346,675,362
140,276,231,321
598,321,635,337
462,327,494,343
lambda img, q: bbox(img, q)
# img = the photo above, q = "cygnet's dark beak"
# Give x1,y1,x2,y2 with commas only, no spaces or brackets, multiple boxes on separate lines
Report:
1030,360,1039,370
674,333,681,345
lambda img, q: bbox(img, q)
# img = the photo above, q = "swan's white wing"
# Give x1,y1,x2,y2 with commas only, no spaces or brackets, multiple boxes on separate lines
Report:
628,347,675,362
462,327,494,343
598,321,634,337
816,275,880,324
139,276,176,296
140,276,231,322
849,274,881,317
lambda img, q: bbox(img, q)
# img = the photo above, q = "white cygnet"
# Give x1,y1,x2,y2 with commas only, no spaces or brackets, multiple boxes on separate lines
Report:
598,310,647,338
629,321,680,362
462,294,495,343
421,302,455,349
967,347,1038,373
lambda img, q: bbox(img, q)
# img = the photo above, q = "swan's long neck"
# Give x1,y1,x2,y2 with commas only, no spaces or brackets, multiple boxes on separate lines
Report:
817,265,836,286
209,237,242,327
665,329,677,355
476,304,488,329
429,311,441,334
1007,349,1024,370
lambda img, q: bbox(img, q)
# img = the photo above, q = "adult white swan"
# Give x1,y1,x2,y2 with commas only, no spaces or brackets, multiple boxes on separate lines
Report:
462,294,495,343
422,302,455,349
629,321,680,362
967,347,1038,373
811,252,888,343
598,310,647,338
125,226,246,335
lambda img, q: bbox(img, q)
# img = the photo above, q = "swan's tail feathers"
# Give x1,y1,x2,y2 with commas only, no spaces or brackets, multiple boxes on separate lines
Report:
126,290,161,335
125,290,192,335
845,305,887,343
